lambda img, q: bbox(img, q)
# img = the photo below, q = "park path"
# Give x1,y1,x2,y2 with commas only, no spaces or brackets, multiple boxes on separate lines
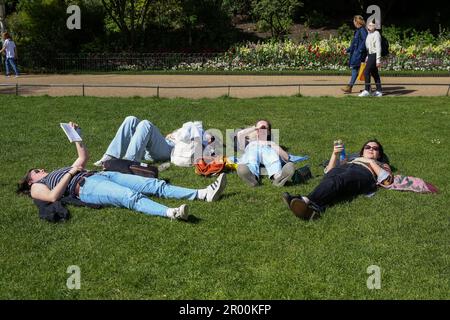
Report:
1,74,449,98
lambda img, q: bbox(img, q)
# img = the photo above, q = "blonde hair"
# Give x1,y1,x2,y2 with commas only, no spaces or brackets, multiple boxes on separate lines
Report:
353,15,366,27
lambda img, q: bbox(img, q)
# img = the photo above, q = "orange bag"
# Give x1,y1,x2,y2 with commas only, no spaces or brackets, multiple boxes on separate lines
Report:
195,156,226,176
357,62,366,81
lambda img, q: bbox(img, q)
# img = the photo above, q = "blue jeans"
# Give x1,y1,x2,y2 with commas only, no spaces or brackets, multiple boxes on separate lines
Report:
105,116,174,162
349,66,359,86
79,171,198,216
239,141,283,178
5,58,19,76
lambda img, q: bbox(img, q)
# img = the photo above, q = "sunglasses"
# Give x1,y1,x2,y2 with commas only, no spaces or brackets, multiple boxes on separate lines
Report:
28,169,43,178
25,169,40,184
364,145,380,151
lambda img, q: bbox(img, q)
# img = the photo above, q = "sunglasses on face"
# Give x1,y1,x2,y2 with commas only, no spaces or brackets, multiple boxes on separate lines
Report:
364,145,380,151
26,169,41,184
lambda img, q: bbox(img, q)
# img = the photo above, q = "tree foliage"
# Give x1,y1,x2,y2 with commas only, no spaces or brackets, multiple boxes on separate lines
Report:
2,0,448,54
101,0,155,49
252,0,303,39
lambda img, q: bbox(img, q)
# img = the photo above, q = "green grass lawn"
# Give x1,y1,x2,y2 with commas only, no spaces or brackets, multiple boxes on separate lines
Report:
0,95,449,299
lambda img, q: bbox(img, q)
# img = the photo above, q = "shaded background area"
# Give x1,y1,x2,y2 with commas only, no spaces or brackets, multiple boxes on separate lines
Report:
2,0,449,53
1,1,448,74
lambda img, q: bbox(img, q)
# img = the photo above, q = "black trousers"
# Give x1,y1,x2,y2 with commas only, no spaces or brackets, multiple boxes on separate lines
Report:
307,164,377,212
364,53,382,92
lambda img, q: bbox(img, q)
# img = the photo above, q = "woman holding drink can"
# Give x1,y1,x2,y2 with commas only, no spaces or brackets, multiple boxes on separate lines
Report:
282,139,393,220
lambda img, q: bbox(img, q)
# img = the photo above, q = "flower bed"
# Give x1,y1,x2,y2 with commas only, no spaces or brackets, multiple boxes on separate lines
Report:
171,39,450,72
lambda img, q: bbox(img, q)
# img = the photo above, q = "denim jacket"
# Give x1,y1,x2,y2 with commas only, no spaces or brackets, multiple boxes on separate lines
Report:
346,27,368,67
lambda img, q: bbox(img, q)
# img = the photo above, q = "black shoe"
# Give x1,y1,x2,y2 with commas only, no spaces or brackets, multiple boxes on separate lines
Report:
289,198,320,221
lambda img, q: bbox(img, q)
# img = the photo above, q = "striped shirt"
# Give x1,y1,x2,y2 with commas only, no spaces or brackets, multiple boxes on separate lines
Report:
37,167,88,196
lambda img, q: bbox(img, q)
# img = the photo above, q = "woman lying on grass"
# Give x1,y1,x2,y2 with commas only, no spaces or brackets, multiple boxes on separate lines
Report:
17,122,227,221
283,139,393,220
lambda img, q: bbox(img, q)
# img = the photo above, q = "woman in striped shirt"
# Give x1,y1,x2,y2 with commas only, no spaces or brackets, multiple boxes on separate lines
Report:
282,139,393,220
17,122,227,221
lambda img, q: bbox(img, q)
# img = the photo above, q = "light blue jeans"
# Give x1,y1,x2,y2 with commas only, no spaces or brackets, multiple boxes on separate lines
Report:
239,141,283,178
79,171,198,216
105,116,174,162
5,58,19,76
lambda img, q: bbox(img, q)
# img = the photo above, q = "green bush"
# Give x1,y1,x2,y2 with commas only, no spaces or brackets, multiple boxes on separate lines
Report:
337,23,353,41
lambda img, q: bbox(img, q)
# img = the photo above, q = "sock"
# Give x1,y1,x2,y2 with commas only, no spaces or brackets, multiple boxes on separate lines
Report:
302,196,310,204
166,207,177,219
197,189,207,200
101,154,115,162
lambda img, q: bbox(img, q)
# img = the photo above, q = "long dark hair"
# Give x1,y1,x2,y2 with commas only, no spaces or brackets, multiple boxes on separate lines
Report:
359,139,389,164
17,169,34,197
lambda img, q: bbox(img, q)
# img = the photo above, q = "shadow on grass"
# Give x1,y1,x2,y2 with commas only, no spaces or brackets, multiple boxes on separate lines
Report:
219,191,240,200
186,215,202,224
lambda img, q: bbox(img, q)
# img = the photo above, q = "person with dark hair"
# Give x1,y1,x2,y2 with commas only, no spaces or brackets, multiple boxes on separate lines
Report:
236,119,295,187
0,32,19,77
342,15,368,94
17,122,227,221
283,139,393,220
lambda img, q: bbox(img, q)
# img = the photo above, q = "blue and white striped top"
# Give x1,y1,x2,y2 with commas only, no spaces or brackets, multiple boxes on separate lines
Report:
37,167,87,196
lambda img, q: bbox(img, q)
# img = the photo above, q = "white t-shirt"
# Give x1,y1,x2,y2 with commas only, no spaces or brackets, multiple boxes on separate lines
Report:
3,39,16,58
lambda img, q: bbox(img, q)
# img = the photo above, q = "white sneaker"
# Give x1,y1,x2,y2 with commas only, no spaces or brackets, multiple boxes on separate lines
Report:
93,154,115,167
205,173,227,202
372,91,383,97
358,90,371,97
166,204,189,221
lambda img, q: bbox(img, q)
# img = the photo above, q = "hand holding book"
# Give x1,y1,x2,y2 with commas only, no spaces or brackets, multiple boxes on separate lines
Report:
60,122,82,143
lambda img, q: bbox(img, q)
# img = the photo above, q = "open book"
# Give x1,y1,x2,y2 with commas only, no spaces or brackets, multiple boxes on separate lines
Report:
60,123,82,143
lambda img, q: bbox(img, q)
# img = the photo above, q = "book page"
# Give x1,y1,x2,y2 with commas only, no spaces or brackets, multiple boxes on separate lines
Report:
60,123,82,143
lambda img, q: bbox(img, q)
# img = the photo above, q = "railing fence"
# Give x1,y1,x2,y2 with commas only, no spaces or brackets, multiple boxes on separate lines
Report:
1,82,449,97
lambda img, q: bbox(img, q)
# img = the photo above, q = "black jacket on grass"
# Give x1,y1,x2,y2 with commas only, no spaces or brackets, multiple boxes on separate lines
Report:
33,196,101,223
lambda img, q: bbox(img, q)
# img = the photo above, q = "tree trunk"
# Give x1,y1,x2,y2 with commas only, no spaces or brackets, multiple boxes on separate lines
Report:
0,0,6,33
